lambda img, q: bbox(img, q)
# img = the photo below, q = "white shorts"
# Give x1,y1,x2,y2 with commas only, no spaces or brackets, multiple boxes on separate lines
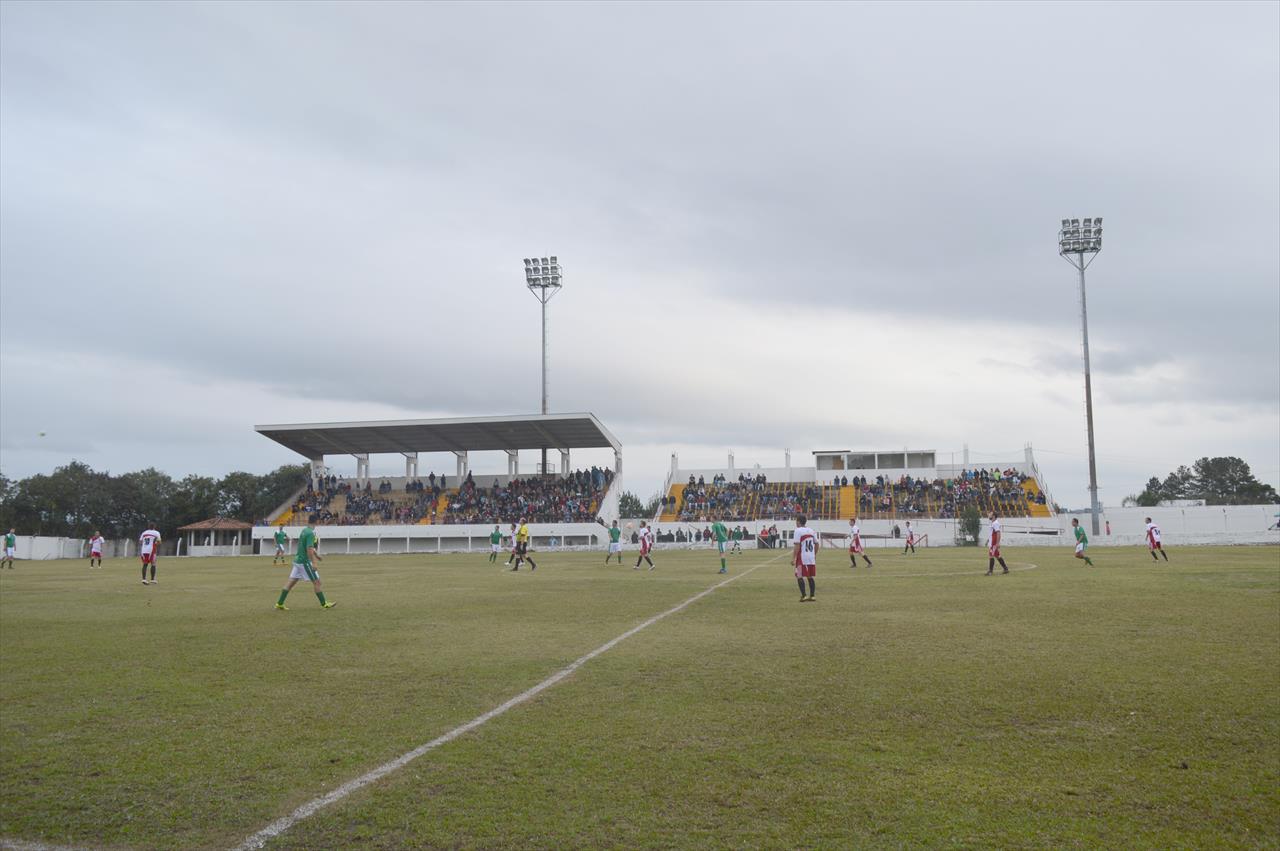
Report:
290,560,320,581
1074,542,1086,555
4,547,13,558
608,542,621,553
275,544,286,554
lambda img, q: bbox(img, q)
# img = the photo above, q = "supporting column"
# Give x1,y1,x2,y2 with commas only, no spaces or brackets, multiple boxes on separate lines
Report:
560,448,570,477
309,457,325,490
785,449,792,482
615,449,623,478
404,452,418,479
454,451,469,480
507,449,519,478
352,453,369,485
728,450,735,474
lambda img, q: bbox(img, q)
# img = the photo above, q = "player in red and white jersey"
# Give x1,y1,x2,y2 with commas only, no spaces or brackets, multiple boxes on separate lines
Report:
847,518,872,568
985,512,1009,576
793,515,818,602
138,526,162,585
89,531,105,568
503,522,518,566
903,520,916,554
634,521,655,571
1144,517,1169,562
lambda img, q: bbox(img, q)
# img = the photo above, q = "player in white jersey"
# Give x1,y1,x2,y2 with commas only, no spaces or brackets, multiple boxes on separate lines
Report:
138,526,162,584
985,513,1009,575
847,519,872,568
89,531,105,568
903,520,916,554
1144,518,1169,562
793,515,818,602
503,522,519,566
634,521,655,570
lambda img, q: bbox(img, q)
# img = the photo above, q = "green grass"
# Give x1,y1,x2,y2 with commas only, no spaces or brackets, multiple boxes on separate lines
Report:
1,545,1277,849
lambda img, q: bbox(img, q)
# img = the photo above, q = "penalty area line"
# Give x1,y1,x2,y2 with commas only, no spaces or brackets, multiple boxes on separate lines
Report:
232,559,774,851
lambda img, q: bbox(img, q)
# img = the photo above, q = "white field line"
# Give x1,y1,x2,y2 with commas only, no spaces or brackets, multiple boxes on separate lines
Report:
842,561,1039,579
0,840,92,851
232,556,781,851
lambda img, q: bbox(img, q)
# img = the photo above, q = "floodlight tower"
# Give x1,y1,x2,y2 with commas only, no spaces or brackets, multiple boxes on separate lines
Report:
524,255,563,475
1058,217,1103,536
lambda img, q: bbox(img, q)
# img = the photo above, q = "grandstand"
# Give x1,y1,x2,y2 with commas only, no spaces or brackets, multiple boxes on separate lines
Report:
657,446,1055,523
253,414,623,547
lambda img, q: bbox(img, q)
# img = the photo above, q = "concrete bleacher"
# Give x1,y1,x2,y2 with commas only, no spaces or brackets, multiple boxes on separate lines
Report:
272,470,614,528
664,473,1051,523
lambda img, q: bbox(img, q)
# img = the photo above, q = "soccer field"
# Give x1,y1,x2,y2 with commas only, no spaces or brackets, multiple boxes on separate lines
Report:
1,545,1277,850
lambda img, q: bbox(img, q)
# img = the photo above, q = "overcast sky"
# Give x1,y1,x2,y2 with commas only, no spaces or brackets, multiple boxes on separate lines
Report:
2,1,1277,509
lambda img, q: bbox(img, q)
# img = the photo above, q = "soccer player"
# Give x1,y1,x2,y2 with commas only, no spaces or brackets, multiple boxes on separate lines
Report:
903,520,916,554
605,520,623,565
730,527,743,555
793,514,818,602
634,520,655,570
848,518,872,568
3,529,15,568
138,526,162,584
89,531,105,568
985,512,1009,575
275,522,335,609
510,518,537,571
489,525,503,563
1071,518,1095,566
503,522,518,566
272,525,289,564
711,519,729,573
1144,517,1169,562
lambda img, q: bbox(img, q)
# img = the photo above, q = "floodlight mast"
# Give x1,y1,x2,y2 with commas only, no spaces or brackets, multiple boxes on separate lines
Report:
524,256,563,475
1058,217,1103,536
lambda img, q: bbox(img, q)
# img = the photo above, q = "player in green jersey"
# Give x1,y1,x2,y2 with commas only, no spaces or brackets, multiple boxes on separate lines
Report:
605,520,623,564
3,529,15,568
711,520,729,573
488,525,503,563
272,526,289,564
275,524,336,610
1071,518,1094,566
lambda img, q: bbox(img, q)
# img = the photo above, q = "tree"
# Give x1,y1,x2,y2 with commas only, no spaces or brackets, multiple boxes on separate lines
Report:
218,471,261,521
1137,456,1279,507
957,504,981,546
1160,466,1196,501
617,491,647,518
1191,456,1279,505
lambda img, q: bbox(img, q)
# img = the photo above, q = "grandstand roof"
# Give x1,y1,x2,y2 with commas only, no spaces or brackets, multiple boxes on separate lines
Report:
178,517,253,531
254,413,621,459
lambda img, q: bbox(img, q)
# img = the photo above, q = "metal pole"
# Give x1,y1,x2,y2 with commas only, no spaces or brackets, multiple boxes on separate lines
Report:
540,293,548,475
1078,259,1101,536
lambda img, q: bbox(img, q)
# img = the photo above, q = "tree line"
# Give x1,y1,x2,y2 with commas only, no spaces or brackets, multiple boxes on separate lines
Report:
1128,456,1278,507
0,461,309,540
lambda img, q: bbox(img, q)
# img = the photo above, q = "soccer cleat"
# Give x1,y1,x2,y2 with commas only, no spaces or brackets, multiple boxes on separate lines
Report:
718,568,727,574
648,564,655,571
799,595,809,603
275,603,289,610
1002,568,1009,574
984,571,993,576
321,602,336,609
142,579,150,584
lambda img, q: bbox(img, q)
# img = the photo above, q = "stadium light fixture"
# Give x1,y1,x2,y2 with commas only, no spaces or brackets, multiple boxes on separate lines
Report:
524,255,564,475
1058,216,1103,536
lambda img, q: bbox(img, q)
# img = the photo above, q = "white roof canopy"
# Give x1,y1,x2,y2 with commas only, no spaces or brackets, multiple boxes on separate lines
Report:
255,413,621,460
